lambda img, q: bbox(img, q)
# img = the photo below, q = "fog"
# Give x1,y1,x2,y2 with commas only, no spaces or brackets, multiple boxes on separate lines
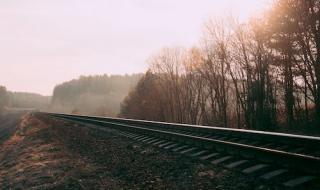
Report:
0,0,270,95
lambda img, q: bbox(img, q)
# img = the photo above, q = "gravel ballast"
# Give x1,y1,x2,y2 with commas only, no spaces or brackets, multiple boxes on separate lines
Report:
0,113,270,189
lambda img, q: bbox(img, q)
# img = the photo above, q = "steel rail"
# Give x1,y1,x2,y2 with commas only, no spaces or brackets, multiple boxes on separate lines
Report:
44,112,320,175
47,113,320,149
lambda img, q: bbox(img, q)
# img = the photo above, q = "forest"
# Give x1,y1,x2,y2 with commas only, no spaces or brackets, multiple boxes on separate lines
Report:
0,86,7,114
51,74,142,116
8,92,50,109
1,74,142,116
0,86,50,113
120,0,320,133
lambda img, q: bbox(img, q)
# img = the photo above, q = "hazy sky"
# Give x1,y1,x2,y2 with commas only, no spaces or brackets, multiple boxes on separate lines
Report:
0,0,271,95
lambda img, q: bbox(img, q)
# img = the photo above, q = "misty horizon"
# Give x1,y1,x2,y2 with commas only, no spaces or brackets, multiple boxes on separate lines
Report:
5,73,144,96
0,0,270,95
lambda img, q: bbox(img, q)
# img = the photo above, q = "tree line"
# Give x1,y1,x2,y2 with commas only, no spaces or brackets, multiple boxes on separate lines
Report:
0,86,50,113
0,86,8,114
51,74,142,116
1,74,142,116
120,0,320,131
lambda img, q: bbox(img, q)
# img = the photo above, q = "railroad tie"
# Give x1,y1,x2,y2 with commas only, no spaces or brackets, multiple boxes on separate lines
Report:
211,156,233,165
283,176,316,188
200,153,220,161
159,141,174,148
225,160,249,169
164,143,179,150
260,169,288,180
190,150,208,157
180,147,197,154
137,136,150,141
153,140,166,146
133,135,145,140
142,137,155,142
172,145,189,152
242,164,269,174
146,139,160,144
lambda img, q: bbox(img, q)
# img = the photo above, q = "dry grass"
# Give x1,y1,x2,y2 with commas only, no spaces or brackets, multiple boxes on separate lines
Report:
0,114,96,189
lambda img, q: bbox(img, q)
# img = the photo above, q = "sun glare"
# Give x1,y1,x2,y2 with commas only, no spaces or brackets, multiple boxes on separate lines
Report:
222,0,272,22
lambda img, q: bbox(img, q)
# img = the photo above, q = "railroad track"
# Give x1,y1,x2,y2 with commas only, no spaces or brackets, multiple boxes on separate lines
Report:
43,112,320,189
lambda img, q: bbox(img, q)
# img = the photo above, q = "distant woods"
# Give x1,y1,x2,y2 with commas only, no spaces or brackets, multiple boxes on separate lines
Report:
0,86,49,113
0,74,141,116
9,92,50,109
0,86,8,114
120,0,320,130
51,74,142,116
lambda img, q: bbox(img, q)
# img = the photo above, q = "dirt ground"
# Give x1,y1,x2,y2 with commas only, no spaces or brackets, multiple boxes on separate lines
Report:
0,112,267,190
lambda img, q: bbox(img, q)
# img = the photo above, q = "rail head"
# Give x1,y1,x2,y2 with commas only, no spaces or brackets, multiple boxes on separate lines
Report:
42,112,320,148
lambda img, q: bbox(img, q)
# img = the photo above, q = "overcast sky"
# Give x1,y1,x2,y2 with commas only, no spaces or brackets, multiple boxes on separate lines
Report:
0,0,271,95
